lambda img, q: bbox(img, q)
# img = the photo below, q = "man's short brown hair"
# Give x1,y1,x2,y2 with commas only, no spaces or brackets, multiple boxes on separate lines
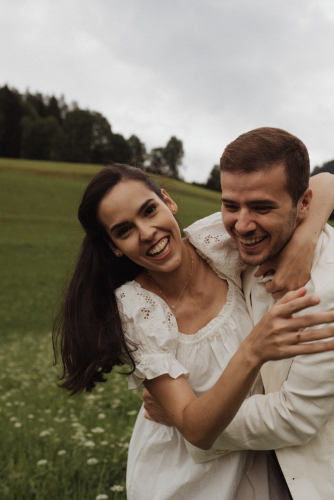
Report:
220,127,310,205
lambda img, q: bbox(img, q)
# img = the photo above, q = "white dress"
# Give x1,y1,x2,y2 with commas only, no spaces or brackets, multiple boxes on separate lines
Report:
115,214,273,500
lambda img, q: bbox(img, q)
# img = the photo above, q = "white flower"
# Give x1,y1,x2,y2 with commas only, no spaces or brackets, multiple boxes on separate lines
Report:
27,414,35,419
44,409,51,414
101,441,108,446
39,430,51,437
96,495,108,499
127,410,137,416
57,450,67,456
54,417,67,423
98,413,106,420
91,427,104,433
86,458,98,465
97,387,105,393
14,422,22,428
37,459,48,466
110,485,124,492
83,440,95,448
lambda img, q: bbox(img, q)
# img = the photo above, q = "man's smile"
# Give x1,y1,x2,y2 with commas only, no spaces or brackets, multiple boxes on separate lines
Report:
234,233,267,250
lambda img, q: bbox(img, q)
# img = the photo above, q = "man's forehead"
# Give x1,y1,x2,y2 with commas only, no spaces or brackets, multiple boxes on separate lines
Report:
221,164,288,200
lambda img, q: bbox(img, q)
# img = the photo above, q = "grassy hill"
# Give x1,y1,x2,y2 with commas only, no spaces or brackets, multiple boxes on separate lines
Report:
0,159,221,339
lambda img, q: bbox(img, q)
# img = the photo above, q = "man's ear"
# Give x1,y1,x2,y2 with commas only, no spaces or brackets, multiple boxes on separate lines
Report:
103,237,123,257
296,188,313,222
161,189,178,215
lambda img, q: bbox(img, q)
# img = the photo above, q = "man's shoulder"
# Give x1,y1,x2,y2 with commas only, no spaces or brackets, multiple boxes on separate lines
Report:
307,224,334,303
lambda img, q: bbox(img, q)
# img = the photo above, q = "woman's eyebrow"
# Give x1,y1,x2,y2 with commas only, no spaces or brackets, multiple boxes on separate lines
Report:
110,198,154,233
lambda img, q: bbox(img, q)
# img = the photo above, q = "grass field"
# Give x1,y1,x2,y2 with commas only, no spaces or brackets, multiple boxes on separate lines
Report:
0,159,222,500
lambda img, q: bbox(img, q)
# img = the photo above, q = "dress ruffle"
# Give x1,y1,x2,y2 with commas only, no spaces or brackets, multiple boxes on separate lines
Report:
128,354,190,390
185,212,247,289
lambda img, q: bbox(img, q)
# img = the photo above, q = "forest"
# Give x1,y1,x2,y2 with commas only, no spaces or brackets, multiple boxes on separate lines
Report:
1,84,333,191
0,85,184,180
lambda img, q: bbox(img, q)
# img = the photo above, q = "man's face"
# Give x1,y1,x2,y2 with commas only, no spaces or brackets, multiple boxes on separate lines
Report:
221,164,299,266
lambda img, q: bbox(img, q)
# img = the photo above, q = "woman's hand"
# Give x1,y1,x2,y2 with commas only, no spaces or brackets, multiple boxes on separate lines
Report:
243,287,334,366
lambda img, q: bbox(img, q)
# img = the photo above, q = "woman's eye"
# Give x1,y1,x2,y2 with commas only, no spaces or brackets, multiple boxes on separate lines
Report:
145,204,156,216
117,226,131,237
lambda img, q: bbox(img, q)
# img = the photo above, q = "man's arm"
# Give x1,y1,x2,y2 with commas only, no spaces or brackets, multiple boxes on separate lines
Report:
186,281,334,462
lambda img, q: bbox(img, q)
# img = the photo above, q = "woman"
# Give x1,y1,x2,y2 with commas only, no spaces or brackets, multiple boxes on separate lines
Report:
53,164,334,500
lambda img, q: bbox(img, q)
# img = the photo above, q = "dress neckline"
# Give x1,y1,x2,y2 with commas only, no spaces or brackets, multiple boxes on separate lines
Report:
129,278,236,345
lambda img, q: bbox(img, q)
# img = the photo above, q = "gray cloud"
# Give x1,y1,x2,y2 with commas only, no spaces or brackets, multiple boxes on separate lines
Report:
1,0,334,181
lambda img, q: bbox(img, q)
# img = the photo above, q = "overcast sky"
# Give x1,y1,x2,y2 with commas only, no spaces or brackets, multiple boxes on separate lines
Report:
1,0,334,182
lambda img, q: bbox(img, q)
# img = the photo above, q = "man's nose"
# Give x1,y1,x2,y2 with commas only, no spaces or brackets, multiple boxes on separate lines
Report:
234,209,256,234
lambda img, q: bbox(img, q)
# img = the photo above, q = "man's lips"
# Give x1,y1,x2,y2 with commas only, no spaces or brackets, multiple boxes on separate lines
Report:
235,234,267,249
147,236,171,259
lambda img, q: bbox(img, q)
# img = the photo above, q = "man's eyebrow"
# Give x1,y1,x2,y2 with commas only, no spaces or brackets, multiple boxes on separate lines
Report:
110,198,154,233
221,197,279,207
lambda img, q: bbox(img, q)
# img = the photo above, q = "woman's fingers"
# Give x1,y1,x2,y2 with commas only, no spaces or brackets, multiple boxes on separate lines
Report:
274,293,321,317
298,326,334,343
286,338,334,357
281,311,334,332
276,287,307,304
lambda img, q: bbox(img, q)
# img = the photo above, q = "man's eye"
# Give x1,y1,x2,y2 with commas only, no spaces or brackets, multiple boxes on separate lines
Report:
224,204,238,211
255,206,271,212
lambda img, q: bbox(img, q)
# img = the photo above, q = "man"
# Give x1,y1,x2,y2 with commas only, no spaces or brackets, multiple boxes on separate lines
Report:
144,128,334,499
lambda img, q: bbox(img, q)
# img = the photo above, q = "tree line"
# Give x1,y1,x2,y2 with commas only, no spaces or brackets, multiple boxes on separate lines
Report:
0,85,184,179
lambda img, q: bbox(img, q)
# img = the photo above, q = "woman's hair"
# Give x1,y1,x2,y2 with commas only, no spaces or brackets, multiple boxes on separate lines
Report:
53,164,164,395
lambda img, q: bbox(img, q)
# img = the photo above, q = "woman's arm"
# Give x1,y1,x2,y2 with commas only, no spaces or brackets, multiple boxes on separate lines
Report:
255,173,334,299
144,289,334,450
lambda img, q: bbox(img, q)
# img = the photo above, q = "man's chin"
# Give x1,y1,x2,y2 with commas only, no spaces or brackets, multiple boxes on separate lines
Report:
238,250,269,267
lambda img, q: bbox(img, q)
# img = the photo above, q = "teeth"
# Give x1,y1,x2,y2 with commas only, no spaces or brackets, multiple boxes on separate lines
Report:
148,237,169,256
239,236,265,246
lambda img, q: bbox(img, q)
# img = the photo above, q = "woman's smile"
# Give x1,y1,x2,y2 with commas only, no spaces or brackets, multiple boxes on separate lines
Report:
147,236,172,259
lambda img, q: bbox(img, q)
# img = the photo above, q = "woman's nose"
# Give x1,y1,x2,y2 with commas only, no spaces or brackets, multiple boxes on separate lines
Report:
139,223,156,241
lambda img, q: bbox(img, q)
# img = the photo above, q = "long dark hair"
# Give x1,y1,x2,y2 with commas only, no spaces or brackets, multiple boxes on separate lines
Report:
53,164,164,395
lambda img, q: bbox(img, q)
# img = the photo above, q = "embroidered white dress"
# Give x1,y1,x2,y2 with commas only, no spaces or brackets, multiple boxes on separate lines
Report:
115,213,272,500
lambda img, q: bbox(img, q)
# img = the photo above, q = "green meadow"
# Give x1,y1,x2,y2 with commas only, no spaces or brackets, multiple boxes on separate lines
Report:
0,159,221,500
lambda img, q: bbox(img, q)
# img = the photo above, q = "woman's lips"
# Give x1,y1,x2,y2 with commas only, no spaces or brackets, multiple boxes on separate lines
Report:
147,237,172,260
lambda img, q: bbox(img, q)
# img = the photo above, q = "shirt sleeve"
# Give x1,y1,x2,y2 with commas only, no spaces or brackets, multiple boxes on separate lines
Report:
116,283,189,391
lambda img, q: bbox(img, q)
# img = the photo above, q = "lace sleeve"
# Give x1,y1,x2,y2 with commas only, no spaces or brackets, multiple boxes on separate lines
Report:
185,212,247,289
116,283,189,390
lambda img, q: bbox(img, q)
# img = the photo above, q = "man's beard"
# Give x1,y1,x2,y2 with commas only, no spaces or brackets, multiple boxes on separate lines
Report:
240,209,297,267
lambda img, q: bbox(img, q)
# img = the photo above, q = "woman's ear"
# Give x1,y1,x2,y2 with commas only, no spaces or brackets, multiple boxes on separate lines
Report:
161,189,178,215
103,237,123,257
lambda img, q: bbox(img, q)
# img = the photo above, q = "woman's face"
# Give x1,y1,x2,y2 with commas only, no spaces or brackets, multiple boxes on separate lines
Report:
98,180,183,273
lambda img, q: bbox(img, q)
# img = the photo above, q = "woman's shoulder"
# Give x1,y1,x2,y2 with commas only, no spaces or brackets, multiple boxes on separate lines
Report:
185,213,247,289
115,281,178,335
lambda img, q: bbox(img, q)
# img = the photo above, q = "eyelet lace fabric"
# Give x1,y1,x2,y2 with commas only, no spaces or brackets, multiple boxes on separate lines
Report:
184,212,247,289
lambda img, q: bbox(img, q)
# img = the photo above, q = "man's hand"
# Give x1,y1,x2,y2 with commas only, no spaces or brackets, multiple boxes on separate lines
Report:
143,388,174,426
254,249,311,300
